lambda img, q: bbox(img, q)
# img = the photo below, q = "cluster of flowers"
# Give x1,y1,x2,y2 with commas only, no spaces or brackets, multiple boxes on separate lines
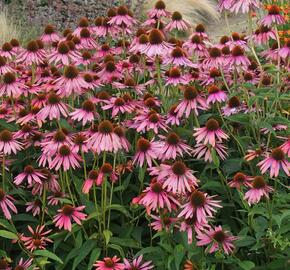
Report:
0,0,289,269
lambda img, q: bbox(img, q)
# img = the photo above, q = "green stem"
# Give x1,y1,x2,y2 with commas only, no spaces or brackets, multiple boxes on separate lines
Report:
65,171,74,205
41,188,47,225
2,155,5,190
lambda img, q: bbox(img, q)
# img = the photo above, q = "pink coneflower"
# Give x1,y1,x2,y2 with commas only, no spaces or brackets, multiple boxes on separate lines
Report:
0,129,22,155
96,163,118,186
179,213,209,244
14,165,45,185
37,92,69,121
133,138,158,167
102,16,120,37
94,43,115,59
197,226,237,255
130,110,169,134
175,86,208,118
129,34,149,54
139,178,179,212
165,11,191,32
149,215,177,231
228,172,252,189
82,73,103,90
0,188,17,219
166,104,181,126
54,65,89,97
0,42,16,59
0,56,14,74
260,5,285,27
48,41,81,66
0,72,27,98
31,169,60,195
53,205,87,231
25,199,43,216
193,24,209,40
163,47,196,67
70,100,97,125
244,176,274,204
92,17,106,37
97,61,122,83
207,85,228,105
178,189,221,222
260,124,287,135
21,225,52,251
94,256,124,270
230,0,260,14
226,32,248,51
165,67,189,86
149,161,199,194
193,118,229,147
48,191,66,206
243,71,259,85
79,28,98,49
40,129,72,157
14,114,39,133
113,77,153,95
218,0,233,12
147,0,171,19
102,97,134,117
222,96,245,116
17,40,46,65
114,126,131,152
50,145,82,171
229,46,250,69
157,132,192,160
279,136,290,157
82,170,98,194
244,147,265,161
14,258,33,270
41,24,60,44
72,17,90,37
192,142,228,163
252,25,276,45
200,67,224,86
123,255,154,270
72,132,90,153
261,42,279,61
183,34,208,57
109,5,136,27
257,147,289,177
87,120,122,153
279,39,290,59
203,47,224,68
141,29,173,57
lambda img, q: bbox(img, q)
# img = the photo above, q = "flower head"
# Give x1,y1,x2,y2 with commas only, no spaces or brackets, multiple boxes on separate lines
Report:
53,205,87,231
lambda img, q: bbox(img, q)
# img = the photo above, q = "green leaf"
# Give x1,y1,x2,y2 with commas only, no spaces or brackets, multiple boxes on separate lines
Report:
106,204,131,217
0,119,18,131
107,244,125,257
174,244,185,270
238,260,255,270
0,230,18,239
72,240,97,270
235,236,256,247
103,230,112,245
226,114,250,124
110,237,141,249
222,158,243,175
0,219,17,233
87,248,101,270
34,250,63,264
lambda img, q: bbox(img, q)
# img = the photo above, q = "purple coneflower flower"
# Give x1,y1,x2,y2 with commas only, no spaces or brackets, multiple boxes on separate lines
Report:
197,225,237,255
